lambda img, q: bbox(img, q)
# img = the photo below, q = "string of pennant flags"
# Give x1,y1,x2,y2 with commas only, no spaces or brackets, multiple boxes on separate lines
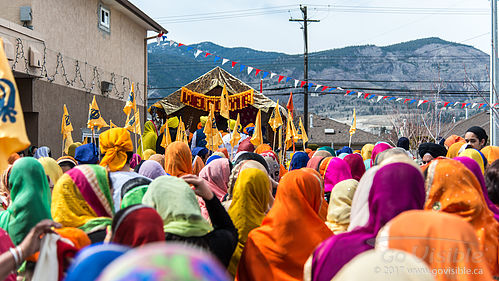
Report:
156,35,498,110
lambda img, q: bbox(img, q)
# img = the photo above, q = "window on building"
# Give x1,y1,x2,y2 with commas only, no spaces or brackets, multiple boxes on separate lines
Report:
99,4,110,32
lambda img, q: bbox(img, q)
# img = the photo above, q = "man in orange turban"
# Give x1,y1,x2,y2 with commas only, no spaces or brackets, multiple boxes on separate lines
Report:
99,128,134,172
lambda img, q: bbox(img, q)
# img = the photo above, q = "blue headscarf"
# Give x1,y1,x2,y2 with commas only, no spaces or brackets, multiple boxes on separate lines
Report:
75,143,99,164
289,151,310,171
318,146,336,157
205,155,222,165
65,243,130,281
336,146,353,156
33,146,51,159
338,153,349,159
191,147,209,159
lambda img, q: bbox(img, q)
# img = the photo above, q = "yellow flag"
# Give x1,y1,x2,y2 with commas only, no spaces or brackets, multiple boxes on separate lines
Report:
285,110,298,150
82,136,88,145
161,123,172,148
349,108,356,136
63,133,73,154
250,109,263,146
268,100,283,131
109,120,118,128
204,103,223,151
123,83,136,116
0,38,30,169
220,84,230,119
230,113,241,148
125,108,141,135
298,117,308,147
175,117,188,145
87,96,108,130
61,104,73,135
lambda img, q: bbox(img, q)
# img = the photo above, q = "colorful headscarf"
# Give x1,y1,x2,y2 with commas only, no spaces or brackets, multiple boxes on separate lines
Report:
38,157,63,187
148,154,165,167
164,141,192,177
237,138,255,153
67,142,81,158
192,156,205,176
111,205,165,247
120,178,151,210
98,243,230,281
56,156,77,168
360,144,374,161
236,169,332,281
455,156,499,222
459,148,487,174
33,146,51,159
142,175,213,237
216,147,229,158
100,128,134,172
51,165,114,233
199,158,231,201
228,168,270,276
313,150,332,158
325,179,358,234
7,153,20,165
481,146,499,164
254,144,272,154
317,146,336,157
444,134,465,148
138,121,158,158
142,149,156,160
336,146,352,155
137,160,167,180
289,151,310,171
318,156,332,177
129,154,141,169
376,210,494,281
260,151,280,182
347,166,381,232
310,163,426,281
343,153,365,181
75,143,99,164
0,228,16,281
65,244,130,281
425,158,499,274
324,158,352,192
370,142,392,166
306,156,325,172
446,141,466,158
0,158,52,244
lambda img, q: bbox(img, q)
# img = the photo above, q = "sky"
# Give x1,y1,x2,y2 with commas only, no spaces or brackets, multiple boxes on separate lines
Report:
130,0,492,55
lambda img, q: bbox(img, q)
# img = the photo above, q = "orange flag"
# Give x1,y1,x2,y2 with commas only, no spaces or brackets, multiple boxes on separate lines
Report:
250,109,263,146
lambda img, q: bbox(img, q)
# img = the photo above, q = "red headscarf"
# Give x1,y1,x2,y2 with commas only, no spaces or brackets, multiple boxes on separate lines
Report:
112,205,165,247
237,138,255,153
343,153,366,181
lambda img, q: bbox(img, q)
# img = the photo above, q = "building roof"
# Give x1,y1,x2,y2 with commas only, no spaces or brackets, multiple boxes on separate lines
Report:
444,111,490,140
111,0,167,33
303,113,381,148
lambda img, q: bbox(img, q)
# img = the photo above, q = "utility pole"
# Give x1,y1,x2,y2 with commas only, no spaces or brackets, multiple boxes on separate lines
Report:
491,0,498,145
290,5,319,135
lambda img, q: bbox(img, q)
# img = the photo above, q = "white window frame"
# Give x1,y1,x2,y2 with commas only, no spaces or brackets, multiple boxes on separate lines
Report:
98,4,110,32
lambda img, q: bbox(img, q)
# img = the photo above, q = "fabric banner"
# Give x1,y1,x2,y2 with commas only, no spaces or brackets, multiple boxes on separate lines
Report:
180,87,254,112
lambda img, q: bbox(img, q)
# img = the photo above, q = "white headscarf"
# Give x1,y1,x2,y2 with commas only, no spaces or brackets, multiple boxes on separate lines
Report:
347,166,380,232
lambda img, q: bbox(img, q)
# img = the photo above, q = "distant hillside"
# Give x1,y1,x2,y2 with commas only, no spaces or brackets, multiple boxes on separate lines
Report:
147,37,490,121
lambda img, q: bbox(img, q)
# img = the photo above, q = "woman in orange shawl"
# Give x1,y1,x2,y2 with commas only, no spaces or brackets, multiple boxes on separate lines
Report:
164,141,192,177
254,144,272,154
425,158,499,275
235,169,333,281
318,157,333,177
302,168,328,221
481,146,499,165
376,210,494,281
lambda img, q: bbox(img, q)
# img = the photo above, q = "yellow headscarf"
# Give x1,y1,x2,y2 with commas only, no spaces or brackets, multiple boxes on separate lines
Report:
137,121,158,158
446,141,466,158
38,157,63,187
200,116,208,126
68,142,82,158
167,116,179,128
361,144,374,161
459,148,486,174
228,168,270,276
325,179,358,234
142,149,156,160
99,128,133,172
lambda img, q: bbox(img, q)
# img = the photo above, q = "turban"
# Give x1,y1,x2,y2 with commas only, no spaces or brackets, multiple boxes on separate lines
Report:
167,117,179,129
75,143,99,164
100,128,133,172
466,126,488,143
418,142,447,159
444,135,464,148
396,137,410,151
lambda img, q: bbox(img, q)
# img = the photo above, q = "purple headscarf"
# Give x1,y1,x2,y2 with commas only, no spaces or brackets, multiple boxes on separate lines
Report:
324,158,352,192
311,162,426,281
343,154,366,181
138,160,167,179
370,142,392,167
454,156,499,222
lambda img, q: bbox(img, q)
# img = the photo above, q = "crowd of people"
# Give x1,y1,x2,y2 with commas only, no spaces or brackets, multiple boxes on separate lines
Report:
0,115,498,281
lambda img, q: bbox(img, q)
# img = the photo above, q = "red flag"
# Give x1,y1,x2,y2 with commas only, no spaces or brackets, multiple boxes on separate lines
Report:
479,103,485,108
461,103,467,109
321,86,328,92
383,96,389,99
205,52,211,57
178,43,184,47
278,75,285,83
404,99,411,103
287,92,294,118
443,102,450,107
300,81,306,88
364,93,370,99
231,61,237,68
255,69,261,76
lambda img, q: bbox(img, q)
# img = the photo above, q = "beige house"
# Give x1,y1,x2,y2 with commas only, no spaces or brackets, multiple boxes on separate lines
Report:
0,0,166,156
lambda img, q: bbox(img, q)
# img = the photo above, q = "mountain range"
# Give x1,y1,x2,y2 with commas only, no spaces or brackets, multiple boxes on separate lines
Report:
147,37,490,121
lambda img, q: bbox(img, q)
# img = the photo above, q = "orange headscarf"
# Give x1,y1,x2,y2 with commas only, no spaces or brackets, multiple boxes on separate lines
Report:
302,168,328,221
378,210,493,281
192,156,205,176
425,158,499,275
446,141,465,158
319,157,333,177
444,134,465,149
54,227,91,249
235,169,333,281
255,144,272,154
164,141,192,177
216,147,229,159
481,146,499,165
7,153,20,165
279,163,287,179
99,128,133,172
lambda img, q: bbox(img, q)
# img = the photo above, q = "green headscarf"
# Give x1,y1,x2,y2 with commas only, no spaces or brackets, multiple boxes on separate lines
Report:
0,157,52,244
137,121,158,158
121,185,148,209
142,175,213,237
318,146,336,157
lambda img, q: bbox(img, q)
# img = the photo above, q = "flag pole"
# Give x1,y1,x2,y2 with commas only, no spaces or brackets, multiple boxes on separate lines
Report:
348,134,352,148
61,136,65,157
91,128,95,144
272,129,277,152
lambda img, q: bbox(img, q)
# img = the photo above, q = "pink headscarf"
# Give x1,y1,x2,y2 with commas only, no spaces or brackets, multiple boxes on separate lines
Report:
199,158,231,201
324,158,352,192
370,142,392,167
